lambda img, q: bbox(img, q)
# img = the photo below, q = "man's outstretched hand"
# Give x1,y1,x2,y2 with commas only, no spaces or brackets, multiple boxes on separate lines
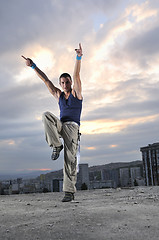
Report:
21,55,33,66
75,43,83,57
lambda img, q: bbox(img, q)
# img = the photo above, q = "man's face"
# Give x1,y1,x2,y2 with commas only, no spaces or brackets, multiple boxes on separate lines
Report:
60,77,72,92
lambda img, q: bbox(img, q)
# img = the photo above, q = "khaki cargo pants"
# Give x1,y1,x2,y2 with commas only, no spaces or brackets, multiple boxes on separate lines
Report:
42,111,79,193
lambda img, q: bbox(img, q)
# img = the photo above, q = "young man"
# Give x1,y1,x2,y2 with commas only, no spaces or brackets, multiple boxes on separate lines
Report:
22,43,83,202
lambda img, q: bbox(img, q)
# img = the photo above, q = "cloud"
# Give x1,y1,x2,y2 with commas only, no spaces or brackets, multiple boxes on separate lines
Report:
0,0,122,55
1,0,159,174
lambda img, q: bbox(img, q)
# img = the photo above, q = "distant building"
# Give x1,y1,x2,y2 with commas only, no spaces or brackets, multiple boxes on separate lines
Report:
89,161,143,189
130,167,143,186
140,142,159,186
89,170,101,181
89,180,113,189
52,179,63,192
77,164,89,190
119,168,130,187
0,161,145,195
101,169,120,188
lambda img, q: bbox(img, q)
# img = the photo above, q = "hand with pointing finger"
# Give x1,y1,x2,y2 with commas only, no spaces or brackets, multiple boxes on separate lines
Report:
75,43,83,57
21,55,36,69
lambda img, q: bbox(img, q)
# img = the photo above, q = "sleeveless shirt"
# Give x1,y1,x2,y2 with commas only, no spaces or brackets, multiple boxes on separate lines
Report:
59,92,82,125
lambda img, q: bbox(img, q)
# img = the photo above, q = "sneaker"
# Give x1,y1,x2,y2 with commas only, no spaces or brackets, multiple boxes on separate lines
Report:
62,192,74,202
51,145,63,160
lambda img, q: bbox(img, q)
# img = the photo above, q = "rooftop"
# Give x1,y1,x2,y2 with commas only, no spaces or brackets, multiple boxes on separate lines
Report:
0,187,159,240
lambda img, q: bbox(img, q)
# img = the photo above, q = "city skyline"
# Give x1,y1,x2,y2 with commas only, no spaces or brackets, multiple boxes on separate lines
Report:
0,0,159,174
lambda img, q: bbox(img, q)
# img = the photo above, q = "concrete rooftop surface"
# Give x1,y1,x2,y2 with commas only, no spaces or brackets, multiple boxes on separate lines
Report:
0,186,159,240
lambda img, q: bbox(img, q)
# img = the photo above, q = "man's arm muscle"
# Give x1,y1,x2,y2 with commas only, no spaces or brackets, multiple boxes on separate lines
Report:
21,56,61,101
34,67,61,100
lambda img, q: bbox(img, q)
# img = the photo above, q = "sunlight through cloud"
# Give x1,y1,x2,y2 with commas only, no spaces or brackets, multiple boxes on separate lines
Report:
15,46,55,85
81,114,159,135
0,139,16,146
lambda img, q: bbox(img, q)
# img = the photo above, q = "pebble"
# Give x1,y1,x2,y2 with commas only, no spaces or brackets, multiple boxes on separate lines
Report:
140,191,145,193
145,225,150,228
47,224,54,227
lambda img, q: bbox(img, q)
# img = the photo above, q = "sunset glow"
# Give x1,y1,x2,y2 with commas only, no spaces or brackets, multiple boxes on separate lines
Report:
16,47,55,84
0,139,16,146
1,0,159,173
28,168,52,171
85,146,96,150
81,114,159,135
109,145,118,148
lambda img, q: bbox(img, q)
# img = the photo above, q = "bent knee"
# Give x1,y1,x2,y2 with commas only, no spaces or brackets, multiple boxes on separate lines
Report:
42,111,51,121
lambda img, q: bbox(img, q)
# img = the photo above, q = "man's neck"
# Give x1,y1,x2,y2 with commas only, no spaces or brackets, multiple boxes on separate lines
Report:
64,90,71,99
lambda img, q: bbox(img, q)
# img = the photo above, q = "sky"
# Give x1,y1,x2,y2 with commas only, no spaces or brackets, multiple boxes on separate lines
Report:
0,0,159,175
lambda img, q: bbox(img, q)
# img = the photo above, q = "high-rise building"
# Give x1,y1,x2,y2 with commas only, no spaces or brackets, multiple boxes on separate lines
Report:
140,142,159,186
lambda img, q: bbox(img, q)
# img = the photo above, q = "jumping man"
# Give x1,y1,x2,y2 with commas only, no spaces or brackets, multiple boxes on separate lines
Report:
22,43,83,202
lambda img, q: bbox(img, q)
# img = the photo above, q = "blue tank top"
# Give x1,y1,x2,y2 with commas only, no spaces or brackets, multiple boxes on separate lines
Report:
59,92,82,125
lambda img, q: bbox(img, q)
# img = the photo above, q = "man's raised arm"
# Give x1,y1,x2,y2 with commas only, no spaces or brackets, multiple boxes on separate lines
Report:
21,56,61,101
73,43,83,100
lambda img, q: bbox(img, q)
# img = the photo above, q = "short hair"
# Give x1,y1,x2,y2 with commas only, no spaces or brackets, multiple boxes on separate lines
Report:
59,73,72,83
